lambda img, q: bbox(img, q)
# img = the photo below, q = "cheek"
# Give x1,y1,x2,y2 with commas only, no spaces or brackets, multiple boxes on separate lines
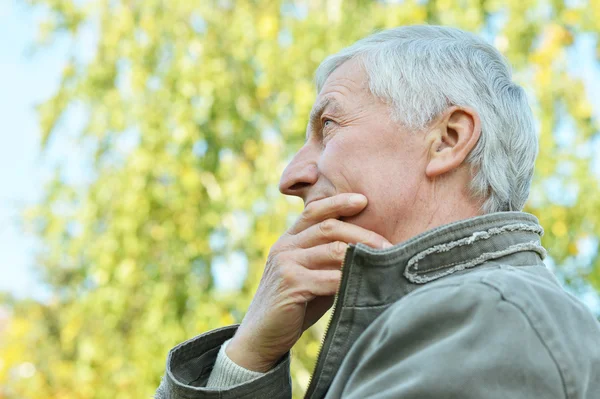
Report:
320,132,419,197
318,138,370,192
323,135,394,181
321,134,423,237
318,138,389,232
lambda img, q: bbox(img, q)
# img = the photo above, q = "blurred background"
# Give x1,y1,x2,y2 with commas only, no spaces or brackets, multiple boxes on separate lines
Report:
1,0,600,397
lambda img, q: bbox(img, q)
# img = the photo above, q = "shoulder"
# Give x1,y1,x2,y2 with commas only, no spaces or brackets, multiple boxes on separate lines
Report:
381,264,597,345
387,263,572,321
378,267,519,338
383,265,528,319
372,265,600,398
339,266,573,398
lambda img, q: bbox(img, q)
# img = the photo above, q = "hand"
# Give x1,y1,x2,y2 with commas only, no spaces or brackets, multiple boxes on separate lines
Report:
226,193,392,372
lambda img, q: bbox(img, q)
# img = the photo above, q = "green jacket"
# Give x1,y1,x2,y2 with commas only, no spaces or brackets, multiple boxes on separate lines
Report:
156,212,600,398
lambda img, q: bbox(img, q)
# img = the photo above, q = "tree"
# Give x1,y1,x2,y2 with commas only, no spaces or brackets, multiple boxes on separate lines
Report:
1,0,599,397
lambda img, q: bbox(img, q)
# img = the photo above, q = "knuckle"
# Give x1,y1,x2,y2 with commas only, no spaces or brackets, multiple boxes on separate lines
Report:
303,202,318,220
279,266,298,287
319,218,337,235
330,241,346,260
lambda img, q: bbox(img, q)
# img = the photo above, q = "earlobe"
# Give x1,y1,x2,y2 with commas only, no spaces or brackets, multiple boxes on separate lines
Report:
425,158,442,178
425,141,459,178
425,107,481,179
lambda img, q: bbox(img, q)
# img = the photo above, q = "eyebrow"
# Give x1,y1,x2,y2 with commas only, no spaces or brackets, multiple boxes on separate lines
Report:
306,97,342,143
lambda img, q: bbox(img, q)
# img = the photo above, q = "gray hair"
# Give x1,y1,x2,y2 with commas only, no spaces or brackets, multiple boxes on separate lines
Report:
315,25,537,214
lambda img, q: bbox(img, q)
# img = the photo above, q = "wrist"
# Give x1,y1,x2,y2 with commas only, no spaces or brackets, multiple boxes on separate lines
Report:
226,335,279,373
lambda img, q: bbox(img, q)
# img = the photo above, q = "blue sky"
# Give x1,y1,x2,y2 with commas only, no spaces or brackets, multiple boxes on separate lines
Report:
1,2,599,311
0,1,97,300
0,1,63,300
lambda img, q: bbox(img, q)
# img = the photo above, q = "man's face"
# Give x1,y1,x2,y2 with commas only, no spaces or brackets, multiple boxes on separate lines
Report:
279,59,430,243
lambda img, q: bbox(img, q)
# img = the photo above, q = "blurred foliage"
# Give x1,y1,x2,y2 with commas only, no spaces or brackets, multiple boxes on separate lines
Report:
1,0,600,397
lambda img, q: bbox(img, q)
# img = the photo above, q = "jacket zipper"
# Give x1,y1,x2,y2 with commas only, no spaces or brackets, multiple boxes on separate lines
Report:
303,244,354,399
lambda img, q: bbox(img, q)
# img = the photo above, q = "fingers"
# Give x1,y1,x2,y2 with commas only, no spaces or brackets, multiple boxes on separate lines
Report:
294,218,392,249
271,256,341,298
288,193,368,235
304,269,341,296
295,241,349,269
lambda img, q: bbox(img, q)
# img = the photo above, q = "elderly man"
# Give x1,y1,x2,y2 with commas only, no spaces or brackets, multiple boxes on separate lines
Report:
156,26,600,398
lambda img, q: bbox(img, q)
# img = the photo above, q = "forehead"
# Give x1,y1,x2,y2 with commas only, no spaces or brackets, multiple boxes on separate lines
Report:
316,59,370,104
308,60,372,131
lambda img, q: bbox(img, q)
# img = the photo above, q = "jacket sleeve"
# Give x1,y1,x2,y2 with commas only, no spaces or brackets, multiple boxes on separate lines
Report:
155,325,292,399
331,281,566,399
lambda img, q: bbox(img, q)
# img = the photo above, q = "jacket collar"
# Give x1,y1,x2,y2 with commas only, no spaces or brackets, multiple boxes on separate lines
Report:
304,211,546,399
346,211,546,306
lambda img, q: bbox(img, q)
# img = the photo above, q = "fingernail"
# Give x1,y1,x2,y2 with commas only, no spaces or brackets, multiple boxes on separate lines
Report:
348,194,366,206
382,242,393,249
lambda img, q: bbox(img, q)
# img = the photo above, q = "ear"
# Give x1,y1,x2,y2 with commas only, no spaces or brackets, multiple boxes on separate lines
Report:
425,106,481,178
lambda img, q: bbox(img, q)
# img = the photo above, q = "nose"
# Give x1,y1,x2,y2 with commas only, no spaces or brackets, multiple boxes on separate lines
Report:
279,144,318,200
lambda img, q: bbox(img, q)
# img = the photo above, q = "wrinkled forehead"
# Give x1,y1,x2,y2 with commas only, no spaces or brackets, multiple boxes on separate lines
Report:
317,58,370,96
311,61,372,116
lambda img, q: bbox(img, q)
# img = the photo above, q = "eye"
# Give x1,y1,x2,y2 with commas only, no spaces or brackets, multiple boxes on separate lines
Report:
322,118,335,132
320,118,337,143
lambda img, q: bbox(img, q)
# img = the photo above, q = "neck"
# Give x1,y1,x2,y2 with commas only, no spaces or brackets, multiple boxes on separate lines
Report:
389,186,484,245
